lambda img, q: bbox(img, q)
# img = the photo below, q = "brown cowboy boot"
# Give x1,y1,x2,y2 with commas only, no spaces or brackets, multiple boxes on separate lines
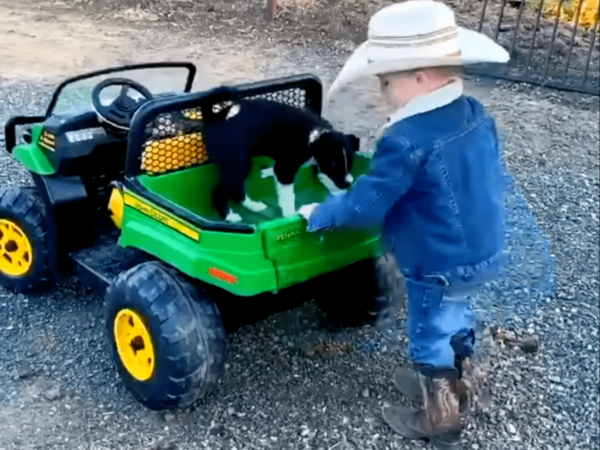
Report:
393,329,481,412
392,366,423,403
383,367,462,450
393,365,473,413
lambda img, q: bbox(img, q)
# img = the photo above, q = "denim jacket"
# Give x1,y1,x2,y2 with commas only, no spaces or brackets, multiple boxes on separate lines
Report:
308,80,507,288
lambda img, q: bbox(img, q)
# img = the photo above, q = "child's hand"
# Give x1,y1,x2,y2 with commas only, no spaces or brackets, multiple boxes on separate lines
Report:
298,203,320,220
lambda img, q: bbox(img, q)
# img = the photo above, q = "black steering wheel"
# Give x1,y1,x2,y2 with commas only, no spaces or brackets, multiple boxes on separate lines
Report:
91,78,154,132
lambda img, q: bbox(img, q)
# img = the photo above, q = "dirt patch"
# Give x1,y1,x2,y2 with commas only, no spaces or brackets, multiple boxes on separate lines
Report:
0,0,269,86
62,0,599,59
3,0,597,89
57,0,598,91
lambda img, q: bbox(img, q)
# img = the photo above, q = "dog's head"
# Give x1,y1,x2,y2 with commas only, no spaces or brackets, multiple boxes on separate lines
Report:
311,130,360,190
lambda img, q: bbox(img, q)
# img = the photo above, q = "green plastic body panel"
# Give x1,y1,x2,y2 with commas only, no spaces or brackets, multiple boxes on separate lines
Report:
119,154,381,297
12,123,56,175
120,207,278,296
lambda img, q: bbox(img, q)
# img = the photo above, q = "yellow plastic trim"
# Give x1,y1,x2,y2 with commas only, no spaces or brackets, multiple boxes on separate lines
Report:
0,219,34,277
123,190,200,242
108,187,124,229
39,131,56,152
114,309,155,381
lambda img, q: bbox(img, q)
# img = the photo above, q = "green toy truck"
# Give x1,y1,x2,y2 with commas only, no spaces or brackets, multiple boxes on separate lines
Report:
1,62,402,410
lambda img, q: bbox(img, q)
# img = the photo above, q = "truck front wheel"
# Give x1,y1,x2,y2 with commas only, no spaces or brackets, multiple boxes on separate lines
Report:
0,186,54,292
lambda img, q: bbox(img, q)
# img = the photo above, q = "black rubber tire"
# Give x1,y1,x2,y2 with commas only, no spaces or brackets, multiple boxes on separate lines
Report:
313,254,407,327
0,186,54,292
105,261,228,410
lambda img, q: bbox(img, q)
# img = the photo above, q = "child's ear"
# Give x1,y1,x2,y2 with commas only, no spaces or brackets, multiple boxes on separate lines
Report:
347,134,360,152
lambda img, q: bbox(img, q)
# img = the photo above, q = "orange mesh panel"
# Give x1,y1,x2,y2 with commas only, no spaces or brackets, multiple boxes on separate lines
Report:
142,108,208,174
141,133,209,174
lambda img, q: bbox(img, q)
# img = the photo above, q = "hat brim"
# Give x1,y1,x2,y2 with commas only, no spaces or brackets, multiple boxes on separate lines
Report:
327,27,509,96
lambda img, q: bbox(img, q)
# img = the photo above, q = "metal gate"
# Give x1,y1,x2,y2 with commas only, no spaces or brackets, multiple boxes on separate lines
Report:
469,0,599,95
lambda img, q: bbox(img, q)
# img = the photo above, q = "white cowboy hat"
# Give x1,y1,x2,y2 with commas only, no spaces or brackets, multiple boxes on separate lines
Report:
328,0,510,95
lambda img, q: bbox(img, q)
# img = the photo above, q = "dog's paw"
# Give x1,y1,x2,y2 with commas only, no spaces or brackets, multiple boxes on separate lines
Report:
261,167,275,179
225,210,243,223
242,196,268,212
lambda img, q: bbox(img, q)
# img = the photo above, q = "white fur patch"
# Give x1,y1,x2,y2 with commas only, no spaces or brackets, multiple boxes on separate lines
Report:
309,128,326,145
225,209,242,223
242,195,267,212
276,181,296,217
318,173,346,195
226,104,241,120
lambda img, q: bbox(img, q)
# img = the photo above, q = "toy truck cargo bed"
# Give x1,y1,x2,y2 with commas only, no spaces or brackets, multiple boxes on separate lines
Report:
114,154,380,298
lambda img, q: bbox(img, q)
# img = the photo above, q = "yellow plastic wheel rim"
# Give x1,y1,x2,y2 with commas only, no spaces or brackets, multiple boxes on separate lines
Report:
0,219,34,277
114,309,155,381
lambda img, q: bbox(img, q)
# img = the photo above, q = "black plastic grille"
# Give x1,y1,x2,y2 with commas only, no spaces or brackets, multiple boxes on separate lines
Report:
126,74,323,178
140,87,311,175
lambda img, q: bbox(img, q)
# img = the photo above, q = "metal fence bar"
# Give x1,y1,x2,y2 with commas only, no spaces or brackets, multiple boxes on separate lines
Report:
562,0,586,82
525,0,547,76
543,0,565,78
466,65,600,94
475,0,599,95
478,0,490,33
510,0,527,56
265,0,277,20
582,15,599,85
495,0,510,41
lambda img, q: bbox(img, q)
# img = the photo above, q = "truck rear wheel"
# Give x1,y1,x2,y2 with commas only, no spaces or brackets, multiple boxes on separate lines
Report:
105,261,228,410
313,254,406,327
0,186,54,292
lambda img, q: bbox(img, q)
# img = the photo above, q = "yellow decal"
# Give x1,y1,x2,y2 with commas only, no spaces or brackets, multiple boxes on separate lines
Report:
39,131,56,151
276,230,301,241
39,141,55,151
123,191,200,241
42,131,55,142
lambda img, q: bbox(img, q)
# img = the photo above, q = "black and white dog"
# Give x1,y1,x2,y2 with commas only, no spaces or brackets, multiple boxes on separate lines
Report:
201,88,359,222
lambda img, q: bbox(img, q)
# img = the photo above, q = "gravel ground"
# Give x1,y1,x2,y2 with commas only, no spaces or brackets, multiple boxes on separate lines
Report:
0,13,599,450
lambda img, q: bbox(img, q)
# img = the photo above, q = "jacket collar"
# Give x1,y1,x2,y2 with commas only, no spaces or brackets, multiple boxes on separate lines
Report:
383,78,464,128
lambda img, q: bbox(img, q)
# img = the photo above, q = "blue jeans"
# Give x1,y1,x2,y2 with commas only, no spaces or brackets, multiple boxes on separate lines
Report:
405,277,477,368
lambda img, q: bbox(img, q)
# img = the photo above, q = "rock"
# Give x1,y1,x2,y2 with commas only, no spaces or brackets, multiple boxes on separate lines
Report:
16,362,36,380
43,387,62,401
506,423,517,435
150,441,177,450
519,336,540,353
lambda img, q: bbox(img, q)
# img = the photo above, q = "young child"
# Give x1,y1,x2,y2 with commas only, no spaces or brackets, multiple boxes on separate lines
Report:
298,1,510,448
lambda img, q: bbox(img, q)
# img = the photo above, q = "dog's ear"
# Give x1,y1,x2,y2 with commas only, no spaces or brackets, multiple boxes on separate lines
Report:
347,134,360,152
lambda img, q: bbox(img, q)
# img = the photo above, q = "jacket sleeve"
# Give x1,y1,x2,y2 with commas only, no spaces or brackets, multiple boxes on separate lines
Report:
307,133,423,232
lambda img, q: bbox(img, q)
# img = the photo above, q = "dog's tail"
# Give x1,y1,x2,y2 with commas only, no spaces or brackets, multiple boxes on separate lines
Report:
201,85,242,122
